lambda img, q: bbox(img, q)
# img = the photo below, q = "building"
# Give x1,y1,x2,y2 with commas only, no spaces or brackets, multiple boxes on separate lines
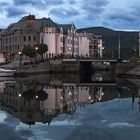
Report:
0,29,2,49
0,15,89,60
0,15,42,59
41,22,85,58
78,32,90,57
0,52,6,63
87,33,104,58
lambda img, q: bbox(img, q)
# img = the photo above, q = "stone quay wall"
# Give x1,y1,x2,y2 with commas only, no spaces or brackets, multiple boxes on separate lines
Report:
15,60,79,76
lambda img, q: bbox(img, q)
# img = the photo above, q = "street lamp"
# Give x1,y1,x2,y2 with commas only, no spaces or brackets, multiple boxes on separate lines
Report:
35,47,38,51
35,47,38,62
18,51,22,66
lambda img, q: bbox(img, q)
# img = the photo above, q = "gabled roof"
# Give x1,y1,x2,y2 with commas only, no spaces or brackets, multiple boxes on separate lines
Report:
42,17,58,28
58,23,76,34
40,17,59,32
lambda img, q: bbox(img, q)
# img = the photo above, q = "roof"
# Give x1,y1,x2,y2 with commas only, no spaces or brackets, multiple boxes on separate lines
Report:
2,15,77,35
41,17,58,28
59,23,76,34
40,17,59,32
2,15,44,34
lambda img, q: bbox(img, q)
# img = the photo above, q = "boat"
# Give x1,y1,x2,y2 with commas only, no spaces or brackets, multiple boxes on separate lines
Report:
0,68,16,76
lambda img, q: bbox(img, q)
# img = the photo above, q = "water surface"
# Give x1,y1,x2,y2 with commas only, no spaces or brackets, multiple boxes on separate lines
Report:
0,72,139,140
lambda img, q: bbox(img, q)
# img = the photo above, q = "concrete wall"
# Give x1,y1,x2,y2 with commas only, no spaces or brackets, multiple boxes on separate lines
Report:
15,60,80,76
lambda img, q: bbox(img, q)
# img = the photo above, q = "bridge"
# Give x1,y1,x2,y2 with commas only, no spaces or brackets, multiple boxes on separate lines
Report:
62,58,117,62
49,58,130,72
62,58,129,63
79,59,117,62
63,82,116,86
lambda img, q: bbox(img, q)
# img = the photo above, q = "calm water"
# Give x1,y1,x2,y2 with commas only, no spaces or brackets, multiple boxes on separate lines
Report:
0,72,140,140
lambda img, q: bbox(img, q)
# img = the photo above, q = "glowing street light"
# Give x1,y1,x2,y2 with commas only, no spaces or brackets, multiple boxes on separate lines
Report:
35,47,38,62
18,51,22,66
18,93,22,97
88,95,91,100
35,47,38,50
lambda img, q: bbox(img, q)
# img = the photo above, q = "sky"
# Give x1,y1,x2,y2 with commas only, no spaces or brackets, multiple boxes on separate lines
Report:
0,0,140,30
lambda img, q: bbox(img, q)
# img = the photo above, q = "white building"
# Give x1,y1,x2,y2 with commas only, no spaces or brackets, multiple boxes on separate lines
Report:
40,18,89,58
78,32,89,57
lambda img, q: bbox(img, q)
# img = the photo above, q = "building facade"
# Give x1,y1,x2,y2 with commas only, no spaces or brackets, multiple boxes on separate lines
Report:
78,32,90,57
0,15,90,60
88,33,104,59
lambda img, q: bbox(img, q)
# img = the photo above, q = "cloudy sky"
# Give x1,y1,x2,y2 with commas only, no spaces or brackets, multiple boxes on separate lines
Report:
0,0,140,30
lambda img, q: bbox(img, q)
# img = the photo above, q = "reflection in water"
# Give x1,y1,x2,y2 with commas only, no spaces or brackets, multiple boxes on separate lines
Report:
0,73,139,127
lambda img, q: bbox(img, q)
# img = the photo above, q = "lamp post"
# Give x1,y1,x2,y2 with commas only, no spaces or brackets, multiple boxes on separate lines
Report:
18,51,22,66
35,47,38,62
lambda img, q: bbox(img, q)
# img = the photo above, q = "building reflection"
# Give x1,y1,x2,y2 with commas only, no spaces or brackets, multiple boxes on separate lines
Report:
0,81,108,126
0,76,138,126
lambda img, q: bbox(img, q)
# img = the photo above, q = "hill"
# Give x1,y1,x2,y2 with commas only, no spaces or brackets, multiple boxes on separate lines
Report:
78,27,139,59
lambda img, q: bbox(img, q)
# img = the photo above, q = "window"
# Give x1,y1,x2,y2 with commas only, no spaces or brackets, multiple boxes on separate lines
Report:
15,44,17,50
9,37,11,43
60,37,63,42
33,36,36,41
23,36,26,41
15,36,17,42
28,36,31,41
6,38,8,43
41,38,43,43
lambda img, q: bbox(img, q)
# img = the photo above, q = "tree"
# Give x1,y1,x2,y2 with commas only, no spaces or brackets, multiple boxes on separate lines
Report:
34,43,48,60
22,45,36,58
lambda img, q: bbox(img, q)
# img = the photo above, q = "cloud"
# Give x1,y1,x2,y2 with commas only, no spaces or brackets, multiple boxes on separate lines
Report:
5,6,27,18
102,21,110,27
45,0,64,5
68,0,77,5
0,2,9,6
49,7,80,19
109,13,137,22
13,0,42,5
106,6,140,29
82,0,109,16
0,0,140,30
0,2,9,13
13,0,64,9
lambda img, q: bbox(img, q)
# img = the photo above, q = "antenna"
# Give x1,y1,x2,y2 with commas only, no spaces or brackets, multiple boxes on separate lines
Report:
118,35,121,59
139,31,140,57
